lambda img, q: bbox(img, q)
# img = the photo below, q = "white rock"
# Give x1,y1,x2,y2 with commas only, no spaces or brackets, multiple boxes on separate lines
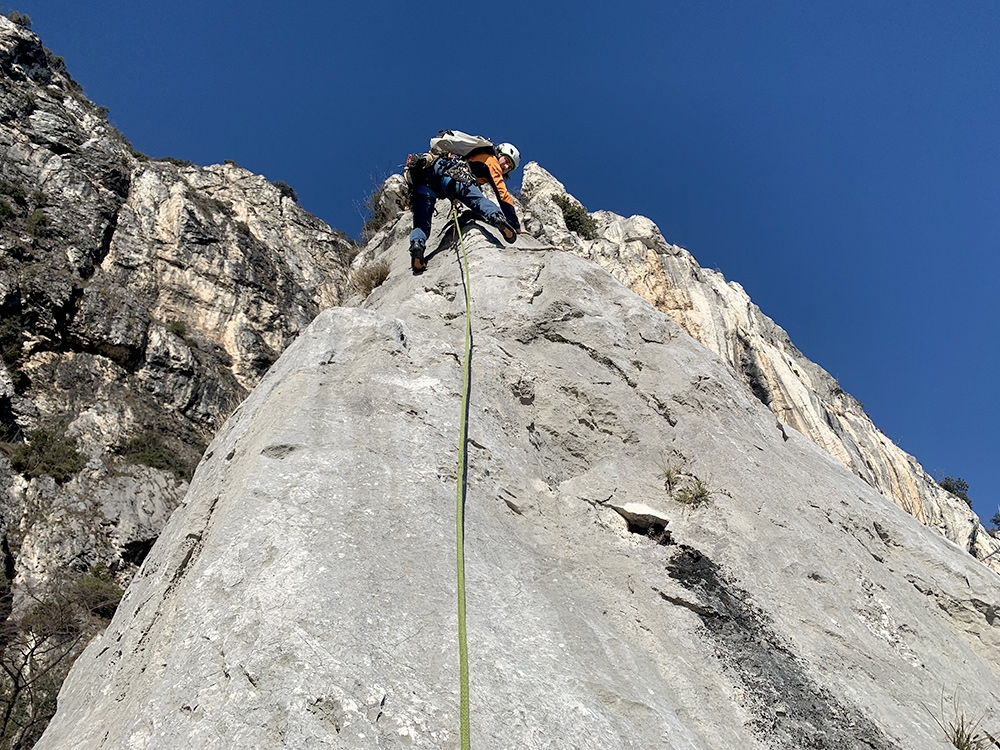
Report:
521,161,998,566
39,216,1000,749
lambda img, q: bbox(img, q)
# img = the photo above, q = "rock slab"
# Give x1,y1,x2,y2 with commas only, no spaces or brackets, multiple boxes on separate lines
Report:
39,216,1000,749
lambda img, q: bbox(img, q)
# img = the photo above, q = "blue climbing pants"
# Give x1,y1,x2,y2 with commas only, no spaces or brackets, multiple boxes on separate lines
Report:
409,158,504,247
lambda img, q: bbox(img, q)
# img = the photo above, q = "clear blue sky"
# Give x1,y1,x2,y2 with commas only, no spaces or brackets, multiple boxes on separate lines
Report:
10,1,999,523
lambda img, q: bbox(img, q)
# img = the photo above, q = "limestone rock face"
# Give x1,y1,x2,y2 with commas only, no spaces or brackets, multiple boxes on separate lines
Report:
39,216,1000,749
520,162,998,566
6,13,998,744
0,14,354,611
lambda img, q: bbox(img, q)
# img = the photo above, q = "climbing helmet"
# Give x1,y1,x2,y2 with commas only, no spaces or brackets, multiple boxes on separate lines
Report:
496,142,521,172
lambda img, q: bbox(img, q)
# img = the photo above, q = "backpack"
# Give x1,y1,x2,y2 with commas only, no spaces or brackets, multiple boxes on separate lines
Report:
429,129,495,158
404,151,437,189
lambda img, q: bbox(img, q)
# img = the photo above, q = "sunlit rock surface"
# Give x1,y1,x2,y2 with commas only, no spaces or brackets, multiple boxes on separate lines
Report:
520,162,998,566
39,216,1000,749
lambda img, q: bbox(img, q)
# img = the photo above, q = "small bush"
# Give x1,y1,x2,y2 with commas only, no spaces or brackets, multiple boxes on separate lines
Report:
271,180,298,203
26,209,50,237
356,172,397,244
932,707,994,750
6,10,32,28
551,194,598,240
184,188,229,217
939,476,971,506
122,429,194,481
360,189,394,243
161,156,195,168
676,478,712,507
0,179,27,204
167,319,187,339
659,464,682,494
43,48,67,75
7,423,87,483
0,316,23,368
350,259,391,298
0,199,15,227
657,456,713,507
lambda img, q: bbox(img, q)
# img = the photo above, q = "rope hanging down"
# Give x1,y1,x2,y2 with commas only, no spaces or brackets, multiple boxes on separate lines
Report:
452,205,473,750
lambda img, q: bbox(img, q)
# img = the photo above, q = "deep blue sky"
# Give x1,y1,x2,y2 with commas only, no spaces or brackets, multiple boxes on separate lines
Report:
10,2,999,523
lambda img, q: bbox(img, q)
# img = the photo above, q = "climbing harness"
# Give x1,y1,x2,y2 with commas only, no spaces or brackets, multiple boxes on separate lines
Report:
441,158,477,187
452,204,473,749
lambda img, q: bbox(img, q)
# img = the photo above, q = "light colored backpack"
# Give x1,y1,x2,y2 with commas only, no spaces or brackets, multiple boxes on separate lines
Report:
429,129,495,157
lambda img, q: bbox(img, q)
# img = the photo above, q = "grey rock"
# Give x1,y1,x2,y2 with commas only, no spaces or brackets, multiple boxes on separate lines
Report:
39,217,1000,749
4,16,997,746
520,162,999,566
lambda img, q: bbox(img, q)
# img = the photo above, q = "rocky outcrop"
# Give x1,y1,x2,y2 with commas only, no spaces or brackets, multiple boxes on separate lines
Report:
39,217,1000,749
519,162,999,566
0,13,354,612
5,13,997,746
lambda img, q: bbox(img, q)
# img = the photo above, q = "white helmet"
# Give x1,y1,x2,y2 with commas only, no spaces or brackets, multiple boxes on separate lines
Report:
496,142,521,171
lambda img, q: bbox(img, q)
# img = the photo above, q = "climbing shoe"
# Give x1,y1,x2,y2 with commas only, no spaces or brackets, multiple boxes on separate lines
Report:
486,213,518,244
409,240,426,275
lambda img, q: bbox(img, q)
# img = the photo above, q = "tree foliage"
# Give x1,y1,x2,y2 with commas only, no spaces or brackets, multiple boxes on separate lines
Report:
939,476,971,506
551,194,598,240
5,11,32,29
0,567,123,748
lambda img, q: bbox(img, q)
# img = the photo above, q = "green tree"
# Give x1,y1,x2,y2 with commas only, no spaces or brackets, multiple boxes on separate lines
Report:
939,476,971,506
551,194,599,240
5,10,32,29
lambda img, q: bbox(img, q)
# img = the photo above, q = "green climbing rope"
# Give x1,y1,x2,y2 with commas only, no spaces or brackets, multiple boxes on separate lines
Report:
452,205,473,749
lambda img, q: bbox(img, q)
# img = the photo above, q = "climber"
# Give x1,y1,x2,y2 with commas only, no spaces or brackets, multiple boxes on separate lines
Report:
405,145,521,275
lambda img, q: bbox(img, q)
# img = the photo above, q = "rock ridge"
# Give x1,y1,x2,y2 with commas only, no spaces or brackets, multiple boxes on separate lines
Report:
518,162,997,567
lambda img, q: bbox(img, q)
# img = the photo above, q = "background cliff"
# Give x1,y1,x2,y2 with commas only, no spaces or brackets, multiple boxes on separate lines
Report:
0,16,354,744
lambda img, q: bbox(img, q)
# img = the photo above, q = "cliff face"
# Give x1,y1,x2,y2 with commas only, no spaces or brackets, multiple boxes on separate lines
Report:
0,14,352,611
38,214,1000,749
519,163,998,566
3,13,998,747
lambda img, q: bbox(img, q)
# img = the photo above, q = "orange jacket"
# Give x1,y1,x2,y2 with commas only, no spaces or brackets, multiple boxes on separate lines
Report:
466,150,520,230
